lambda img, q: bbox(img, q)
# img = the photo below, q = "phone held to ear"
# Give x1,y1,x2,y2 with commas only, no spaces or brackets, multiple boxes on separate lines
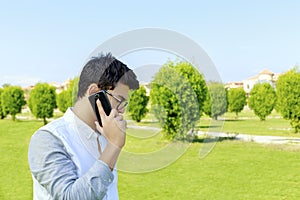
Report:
88,90,112,127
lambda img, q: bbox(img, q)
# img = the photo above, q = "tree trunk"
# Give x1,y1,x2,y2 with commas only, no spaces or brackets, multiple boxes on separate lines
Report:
43,117,48,125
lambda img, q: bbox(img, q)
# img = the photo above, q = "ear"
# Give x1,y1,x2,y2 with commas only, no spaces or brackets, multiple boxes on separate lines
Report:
87,83,99,96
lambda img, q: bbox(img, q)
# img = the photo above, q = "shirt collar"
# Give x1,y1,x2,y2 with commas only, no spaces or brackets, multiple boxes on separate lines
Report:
64,108,98,140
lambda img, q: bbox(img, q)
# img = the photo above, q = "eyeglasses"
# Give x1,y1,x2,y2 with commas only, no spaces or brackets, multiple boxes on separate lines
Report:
104,90,128,110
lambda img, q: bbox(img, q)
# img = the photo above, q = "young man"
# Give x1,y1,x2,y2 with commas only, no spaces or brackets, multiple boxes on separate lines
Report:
28,53,139,199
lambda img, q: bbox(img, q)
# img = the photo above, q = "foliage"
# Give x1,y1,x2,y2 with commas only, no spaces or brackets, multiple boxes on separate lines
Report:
276,68,300,133
150,61,207,140
70,76,79,105
28,83,56,124
173,61,208,113
0,88,8,119
57,77,79,113
127,86,149,122
227,88,247,118
57,90,72,113
248,82,276,121
1,86,26,120
203,82,228,120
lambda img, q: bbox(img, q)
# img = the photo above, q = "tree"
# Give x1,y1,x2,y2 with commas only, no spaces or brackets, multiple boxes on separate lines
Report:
1,86,26,121
28,83,56,124
276,68,300,133
248,82,276,121
0,88,8,119
203,82,228,120
57,90,72,113
69,76,79,106
127,86,149,122
150,61,207,140
174,61,208,113
227,88,247,119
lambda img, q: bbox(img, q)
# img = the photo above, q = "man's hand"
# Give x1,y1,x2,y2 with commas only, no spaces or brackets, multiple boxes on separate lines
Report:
95,99,126,149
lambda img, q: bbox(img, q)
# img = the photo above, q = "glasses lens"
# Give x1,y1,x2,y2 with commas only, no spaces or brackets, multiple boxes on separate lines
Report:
118,101,128,110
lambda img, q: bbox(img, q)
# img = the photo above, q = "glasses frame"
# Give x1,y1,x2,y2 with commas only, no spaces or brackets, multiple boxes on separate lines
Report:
104,90,128,110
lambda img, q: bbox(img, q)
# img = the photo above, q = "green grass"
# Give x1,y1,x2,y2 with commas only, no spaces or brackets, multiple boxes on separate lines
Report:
127,109,298,137
1,116,300,199
125,129,169,153
0,119,44,200
196,110,297,137
119,140,300,199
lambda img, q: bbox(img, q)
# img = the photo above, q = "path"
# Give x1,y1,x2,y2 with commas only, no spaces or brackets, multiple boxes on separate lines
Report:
197,131,300,145
128,124,300,145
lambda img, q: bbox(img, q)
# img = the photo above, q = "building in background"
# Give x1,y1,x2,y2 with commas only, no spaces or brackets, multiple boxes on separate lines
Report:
243,69,280,95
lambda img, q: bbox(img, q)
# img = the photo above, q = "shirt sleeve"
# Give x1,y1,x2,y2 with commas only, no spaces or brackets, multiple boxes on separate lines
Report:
28,130,114,200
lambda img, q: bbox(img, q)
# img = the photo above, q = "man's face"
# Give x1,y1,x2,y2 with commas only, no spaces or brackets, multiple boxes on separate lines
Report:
106,83,129,114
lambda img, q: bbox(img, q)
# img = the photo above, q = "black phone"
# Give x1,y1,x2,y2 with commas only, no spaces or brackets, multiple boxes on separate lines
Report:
88,90,112,127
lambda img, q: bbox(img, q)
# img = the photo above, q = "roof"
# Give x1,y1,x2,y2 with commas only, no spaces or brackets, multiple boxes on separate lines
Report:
259,69,274,75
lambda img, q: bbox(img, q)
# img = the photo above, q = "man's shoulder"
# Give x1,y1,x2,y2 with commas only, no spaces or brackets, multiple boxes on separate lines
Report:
40,116,66,132
31,116,66,142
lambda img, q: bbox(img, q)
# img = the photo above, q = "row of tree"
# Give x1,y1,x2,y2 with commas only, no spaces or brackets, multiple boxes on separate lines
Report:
126,62,300,137
0,62,299,136
0,79,77,124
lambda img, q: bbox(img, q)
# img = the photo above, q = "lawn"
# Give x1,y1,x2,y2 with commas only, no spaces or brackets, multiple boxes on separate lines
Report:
197,109,297,137
128,109,298,137
1,116,300,199
119,140,300,199
0,119,44,200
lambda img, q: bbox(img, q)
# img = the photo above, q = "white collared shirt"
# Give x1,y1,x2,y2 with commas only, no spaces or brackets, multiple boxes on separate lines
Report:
28,108,119,200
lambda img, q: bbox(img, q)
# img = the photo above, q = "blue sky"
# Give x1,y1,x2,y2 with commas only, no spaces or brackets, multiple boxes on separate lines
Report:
0,0,299,87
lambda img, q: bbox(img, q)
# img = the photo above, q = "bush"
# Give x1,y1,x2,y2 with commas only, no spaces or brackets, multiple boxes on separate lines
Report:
28,83,56,124
127,86,149,122
150,61,207,140
248,82,276,121
203,82,228,120
227,88,247,119
1,86,26,121
276,68,300,133
0,88,7,119
57,90,72,113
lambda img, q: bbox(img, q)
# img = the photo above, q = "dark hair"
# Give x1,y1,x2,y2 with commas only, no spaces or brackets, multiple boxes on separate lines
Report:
77,53,139,98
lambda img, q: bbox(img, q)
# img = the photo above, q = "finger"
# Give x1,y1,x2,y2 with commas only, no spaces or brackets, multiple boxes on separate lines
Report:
96,99,107,120
115,120,127,133
115,115,123,121
108,108,118,120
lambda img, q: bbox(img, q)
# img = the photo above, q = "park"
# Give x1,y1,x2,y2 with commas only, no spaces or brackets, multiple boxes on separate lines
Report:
1,109,300,199
0,63,300,199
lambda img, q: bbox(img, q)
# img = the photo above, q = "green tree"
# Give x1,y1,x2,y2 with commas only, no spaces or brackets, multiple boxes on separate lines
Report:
174,62,208,113
1,86,26,121
227,88,247,119
71,77,79,105
150,61,207,140
57,90,72,113
203,82,228,120
57,77,79,113
0,88,8,119
276,68,300,133
248,82,276,121
127,86,149,122
28,83,56,124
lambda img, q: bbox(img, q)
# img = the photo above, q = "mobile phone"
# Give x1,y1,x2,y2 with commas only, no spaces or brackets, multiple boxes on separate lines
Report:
88,90,112,127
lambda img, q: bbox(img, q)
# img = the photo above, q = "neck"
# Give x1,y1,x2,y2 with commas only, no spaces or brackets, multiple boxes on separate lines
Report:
72,97,97,130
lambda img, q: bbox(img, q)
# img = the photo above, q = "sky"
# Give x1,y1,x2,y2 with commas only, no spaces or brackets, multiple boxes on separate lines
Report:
0,0,299,87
